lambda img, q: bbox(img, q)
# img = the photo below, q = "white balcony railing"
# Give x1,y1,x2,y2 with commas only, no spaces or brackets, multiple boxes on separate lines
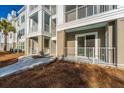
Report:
65,5,117,22
64,47,117,65
29,22,38,33
65,9,76,22
44,24,49,32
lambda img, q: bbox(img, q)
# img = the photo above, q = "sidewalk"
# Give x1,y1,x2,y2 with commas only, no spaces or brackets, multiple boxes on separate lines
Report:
0,56,55,78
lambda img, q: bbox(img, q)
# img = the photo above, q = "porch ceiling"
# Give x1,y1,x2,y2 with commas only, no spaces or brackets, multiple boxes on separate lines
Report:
65,22,107,33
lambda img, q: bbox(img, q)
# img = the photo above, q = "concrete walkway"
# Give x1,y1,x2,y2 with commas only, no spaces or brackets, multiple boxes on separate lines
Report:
0,56,55,78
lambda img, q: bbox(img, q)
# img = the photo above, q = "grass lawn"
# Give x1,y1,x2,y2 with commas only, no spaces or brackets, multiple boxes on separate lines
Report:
0,51,24,68
0,60,124,88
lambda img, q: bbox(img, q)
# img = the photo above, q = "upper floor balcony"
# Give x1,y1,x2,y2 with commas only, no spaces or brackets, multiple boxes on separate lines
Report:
29,5,39,12
65,5,117,23
57,5,122,31
51,18,56,37
28,12,39,37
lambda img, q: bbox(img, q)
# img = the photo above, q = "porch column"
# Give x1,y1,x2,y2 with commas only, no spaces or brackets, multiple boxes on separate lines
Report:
117,18,124,65
25,38,30,55
57,31,65,57
106,22,113,63
38,35,43,54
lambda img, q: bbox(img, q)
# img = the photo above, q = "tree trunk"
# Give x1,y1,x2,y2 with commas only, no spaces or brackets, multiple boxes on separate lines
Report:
4,35,7,51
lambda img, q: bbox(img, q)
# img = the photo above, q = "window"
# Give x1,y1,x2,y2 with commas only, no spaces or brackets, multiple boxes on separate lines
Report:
94,5,97,14
104,5,109,11
44,12,50,32
10,33,12,39
18,30,21,39
44,39,49,48
21,15,25,23
22,29,25,36
113,5,117,9
0,36,1,42
21,42,24,49
17,21,20,26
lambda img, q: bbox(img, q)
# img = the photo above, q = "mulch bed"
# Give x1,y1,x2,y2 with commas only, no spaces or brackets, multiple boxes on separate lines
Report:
0,52,24,68
0,60,124,88
0,58,18,68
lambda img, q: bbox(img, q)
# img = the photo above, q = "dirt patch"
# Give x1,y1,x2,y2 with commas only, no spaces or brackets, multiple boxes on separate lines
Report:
32,55,43,59
0,51,10,57
0,52,24,68
0,60,124,88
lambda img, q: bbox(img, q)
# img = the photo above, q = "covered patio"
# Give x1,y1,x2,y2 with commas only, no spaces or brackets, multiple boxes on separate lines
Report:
57,21,117,65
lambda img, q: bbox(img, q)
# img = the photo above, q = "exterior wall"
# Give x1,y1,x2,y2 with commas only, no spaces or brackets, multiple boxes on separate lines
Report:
0,43,4,51
50,40,56,56
25,38,29,55
17,6,26,53
57,31,65,56
38,35,43,54
65,27,106,56
117,18,124,65
0,32,4,51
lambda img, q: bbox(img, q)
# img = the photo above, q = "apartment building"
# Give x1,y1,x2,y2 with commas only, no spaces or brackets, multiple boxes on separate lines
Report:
0,10,18,51
0,6,26,52
26,5,57,56
1,5,124,66
6,10,17,51
16,6,26,52
0,27,4,51
56,5,124,66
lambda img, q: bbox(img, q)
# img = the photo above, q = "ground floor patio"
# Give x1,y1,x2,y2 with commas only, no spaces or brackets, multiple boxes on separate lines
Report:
57,21,118,65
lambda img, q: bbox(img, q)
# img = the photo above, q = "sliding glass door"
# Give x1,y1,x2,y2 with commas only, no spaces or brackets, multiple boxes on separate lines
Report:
77,34,95,57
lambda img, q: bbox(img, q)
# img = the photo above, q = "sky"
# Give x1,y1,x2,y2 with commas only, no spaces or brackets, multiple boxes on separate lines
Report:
0,5,23,18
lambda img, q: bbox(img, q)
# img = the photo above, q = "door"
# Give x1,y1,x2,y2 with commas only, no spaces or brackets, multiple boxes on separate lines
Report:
77,36,85,56
85,35,95,57
77,34,96,57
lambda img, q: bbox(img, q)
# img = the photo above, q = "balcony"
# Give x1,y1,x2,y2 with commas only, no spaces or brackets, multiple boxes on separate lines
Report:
28,18,38,37
51,19,56,37
65,5,117,23
29,5,38,12
29,5,39,15
65,9,76,22
30,23,38,33
42,5,51,14
43,24,51,36
28,11,38,37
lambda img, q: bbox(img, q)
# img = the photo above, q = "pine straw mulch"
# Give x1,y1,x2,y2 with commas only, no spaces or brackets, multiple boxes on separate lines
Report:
0,52,24,68
0,60,124,88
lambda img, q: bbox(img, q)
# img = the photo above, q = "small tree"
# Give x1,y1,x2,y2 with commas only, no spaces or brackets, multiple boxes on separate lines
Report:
0,19,16,51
